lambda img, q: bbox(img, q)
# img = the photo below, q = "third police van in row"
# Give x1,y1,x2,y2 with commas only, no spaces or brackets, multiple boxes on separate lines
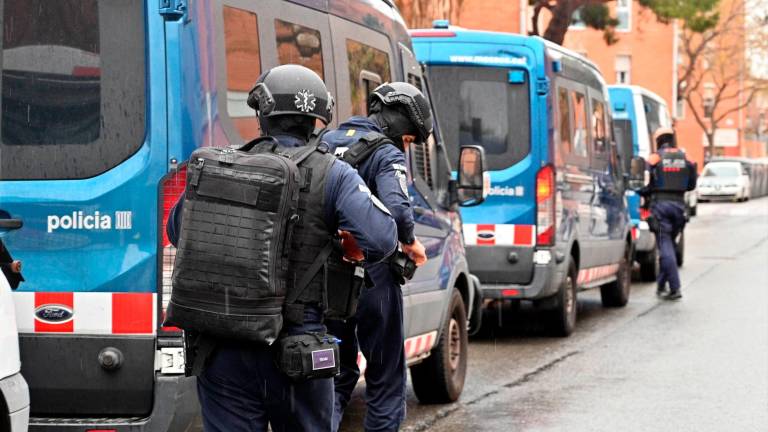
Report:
413,23,643,336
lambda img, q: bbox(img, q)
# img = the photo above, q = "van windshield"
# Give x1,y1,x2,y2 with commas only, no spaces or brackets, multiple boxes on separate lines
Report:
428,66,530,171
0,0,146,180
703,164,741,178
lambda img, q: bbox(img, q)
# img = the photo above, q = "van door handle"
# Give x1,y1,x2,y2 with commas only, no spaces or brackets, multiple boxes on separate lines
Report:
0,218,23,230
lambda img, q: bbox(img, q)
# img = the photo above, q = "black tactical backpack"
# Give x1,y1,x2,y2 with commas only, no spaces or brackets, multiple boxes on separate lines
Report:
166,137,320,344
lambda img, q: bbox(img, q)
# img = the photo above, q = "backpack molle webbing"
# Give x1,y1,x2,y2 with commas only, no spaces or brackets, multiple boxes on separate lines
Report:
166,141,327,344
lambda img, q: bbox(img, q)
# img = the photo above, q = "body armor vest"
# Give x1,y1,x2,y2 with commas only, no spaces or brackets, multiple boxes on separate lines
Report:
652,149,691,201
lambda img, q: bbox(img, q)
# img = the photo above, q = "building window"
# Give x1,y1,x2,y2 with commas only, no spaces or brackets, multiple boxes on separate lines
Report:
570,7,586,29
616,0,631,32
615,55,631,84
223,6,261,141
275,19,324,79
346,39,390,116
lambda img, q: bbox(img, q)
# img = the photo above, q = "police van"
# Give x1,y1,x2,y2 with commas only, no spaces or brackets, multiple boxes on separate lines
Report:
412,24,638,336
0,270,29,432
0,1,480,429
609,85,687,275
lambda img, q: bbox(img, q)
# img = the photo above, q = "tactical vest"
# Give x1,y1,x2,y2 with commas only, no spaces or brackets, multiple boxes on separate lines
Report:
652,149,691,201
333,130,397,169
166,139,336,344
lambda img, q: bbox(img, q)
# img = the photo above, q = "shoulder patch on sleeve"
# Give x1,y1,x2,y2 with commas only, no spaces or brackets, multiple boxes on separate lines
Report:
346,129,356,137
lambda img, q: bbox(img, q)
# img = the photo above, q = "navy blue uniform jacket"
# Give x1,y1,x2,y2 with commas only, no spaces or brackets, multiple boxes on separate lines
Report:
166,135,397,264
322,116,416,245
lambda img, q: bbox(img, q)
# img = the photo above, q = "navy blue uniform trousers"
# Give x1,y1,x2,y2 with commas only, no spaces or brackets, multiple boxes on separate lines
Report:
196,309,333,432
326,263,406,432
652,201,687,292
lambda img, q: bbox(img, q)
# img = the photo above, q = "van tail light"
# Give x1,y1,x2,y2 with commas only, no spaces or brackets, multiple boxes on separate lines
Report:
158,165,187,335
536,165,556,246
640,208,651,221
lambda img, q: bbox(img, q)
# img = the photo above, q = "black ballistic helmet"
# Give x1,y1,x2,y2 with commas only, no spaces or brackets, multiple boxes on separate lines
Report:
368,82,433,142
247,64,334,125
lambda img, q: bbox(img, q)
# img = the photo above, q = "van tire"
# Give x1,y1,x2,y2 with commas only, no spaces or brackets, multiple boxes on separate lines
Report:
601,244,632,307
411,289,468,404
549,261,577,337
638,248,659,282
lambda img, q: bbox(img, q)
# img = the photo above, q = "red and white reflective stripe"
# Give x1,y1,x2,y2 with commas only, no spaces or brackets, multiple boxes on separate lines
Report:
13,292,157,335
631,227,638,240
463,224,536,247
577,264,620,285
357,331,438,376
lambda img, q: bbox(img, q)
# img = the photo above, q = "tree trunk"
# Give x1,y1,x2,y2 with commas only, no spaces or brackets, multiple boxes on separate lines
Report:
706,132,716,162
543,1,577,45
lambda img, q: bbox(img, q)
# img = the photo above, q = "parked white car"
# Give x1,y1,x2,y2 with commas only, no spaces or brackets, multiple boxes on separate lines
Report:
697,161,751,202
0,272,29,432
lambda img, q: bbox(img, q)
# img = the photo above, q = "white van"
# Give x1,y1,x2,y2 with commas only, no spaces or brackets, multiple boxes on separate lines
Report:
0,272,29,432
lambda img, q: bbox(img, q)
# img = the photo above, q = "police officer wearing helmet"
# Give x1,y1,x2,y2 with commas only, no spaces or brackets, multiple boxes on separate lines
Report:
165,65,398,431
322,82,432,432
642,127,697,300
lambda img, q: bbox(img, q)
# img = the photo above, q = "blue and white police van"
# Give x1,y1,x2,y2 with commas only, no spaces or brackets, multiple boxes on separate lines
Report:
609,85,687,276
0,1,482,430
412,23,637,336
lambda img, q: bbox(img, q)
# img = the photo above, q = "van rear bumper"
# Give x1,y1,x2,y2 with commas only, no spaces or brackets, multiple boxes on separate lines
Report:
29,374,199,432
477,250,562,301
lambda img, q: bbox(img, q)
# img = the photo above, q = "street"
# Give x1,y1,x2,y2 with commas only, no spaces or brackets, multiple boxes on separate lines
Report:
340,198,768,431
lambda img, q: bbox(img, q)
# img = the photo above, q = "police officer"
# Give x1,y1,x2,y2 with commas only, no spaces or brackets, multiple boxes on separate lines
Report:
642,127,697,300
322,82,432,432
166,65,398,432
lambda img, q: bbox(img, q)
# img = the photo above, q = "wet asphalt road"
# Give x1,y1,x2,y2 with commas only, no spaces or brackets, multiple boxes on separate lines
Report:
340,198,768,432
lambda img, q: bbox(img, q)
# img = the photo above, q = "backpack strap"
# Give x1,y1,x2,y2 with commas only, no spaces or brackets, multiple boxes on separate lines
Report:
340,131,395,168
283,241,334,325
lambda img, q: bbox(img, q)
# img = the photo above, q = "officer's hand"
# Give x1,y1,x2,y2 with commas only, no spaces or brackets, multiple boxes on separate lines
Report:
10,260,21,273
339,231,364,263
402,239,427,267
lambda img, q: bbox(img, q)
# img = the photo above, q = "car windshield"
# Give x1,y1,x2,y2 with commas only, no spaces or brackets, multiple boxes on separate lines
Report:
703,164,741,178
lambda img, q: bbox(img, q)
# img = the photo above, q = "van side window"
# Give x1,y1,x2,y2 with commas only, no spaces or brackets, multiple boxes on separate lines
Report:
0,0,146,180
591,99,608,158
223,6,261,141
571,90,589,158
346,39,391,116
275,19,324,79
557,88,572,165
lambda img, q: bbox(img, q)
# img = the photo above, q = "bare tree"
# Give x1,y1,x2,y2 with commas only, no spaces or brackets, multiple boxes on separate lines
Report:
677,0,768,158
530,0,619,45
394,0,465,29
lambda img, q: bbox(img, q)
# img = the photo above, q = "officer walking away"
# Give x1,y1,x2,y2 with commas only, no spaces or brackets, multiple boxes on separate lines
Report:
165,65,398,432
322,82,431,432
642,127,697,300
0,239,24,289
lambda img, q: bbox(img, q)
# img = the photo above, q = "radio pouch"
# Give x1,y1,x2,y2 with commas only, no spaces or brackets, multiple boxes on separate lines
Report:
274,332,340,381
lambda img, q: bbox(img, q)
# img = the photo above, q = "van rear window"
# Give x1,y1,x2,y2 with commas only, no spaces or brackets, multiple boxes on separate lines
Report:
0,0,145,180
428,66,530,171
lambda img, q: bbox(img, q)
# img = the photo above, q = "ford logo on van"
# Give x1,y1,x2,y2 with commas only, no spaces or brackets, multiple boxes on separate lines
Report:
34,304,74,324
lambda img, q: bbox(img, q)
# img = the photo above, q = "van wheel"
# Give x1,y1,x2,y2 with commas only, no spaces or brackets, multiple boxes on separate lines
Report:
689,203,697,217
638,248,659,282
549,261,577,337
601,243,632,307
675,231,685,267
411,289,468,403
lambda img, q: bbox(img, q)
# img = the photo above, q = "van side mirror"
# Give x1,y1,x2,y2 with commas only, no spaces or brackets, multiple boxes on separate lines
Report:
457,145,488,207
628,156,646,190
